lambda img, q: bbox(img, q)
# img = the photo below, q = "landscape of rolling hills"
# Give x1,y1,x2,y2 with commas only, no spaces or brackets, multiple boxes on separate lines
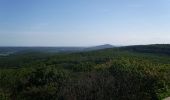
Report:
1,0,170,100
0,44,170,100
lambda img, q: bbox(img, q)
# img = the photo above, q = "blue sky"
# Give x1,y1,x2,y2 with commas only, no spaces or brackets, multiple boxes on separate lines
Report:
0,0,170,46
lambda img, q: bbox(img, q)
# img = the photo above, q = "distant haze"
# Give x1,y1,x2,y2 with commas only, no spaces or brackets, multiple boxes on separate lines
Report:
0,0,170,46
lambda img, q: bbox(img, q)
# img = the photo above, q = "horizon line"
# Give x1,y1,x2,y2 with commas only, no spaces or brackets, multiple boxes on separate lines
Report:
0,43,170,48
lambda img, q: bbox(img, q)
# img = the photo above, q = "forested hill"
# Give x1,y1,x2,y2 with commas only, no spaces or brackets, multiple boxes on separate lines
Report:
120,44,170,55
0,44,170,100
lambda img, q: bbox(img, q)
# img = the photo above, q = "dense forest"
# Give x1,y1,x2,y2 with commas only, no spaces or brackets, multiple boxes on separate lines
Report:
0,44,170,100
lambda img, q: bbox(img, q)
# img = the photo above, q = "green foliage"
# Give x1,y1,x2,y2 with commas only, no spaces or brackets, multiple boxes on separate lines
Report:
0,45,170,100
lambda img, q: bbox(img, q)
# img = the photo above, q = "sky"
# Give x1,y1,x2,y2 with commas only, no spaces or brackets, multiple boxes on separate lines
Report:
0,0,170,46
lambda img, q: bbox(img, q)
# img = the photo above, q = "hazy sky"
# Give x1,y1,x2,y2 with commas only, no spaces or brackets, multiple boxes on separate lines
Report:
0,0,170,46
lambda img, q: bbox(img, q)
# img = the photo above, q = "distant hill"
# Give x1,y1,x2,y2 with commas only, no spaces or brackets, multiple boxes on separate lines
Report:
85,44,114,51
2,44,170,56
0,44,114,56
120,44,170,55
